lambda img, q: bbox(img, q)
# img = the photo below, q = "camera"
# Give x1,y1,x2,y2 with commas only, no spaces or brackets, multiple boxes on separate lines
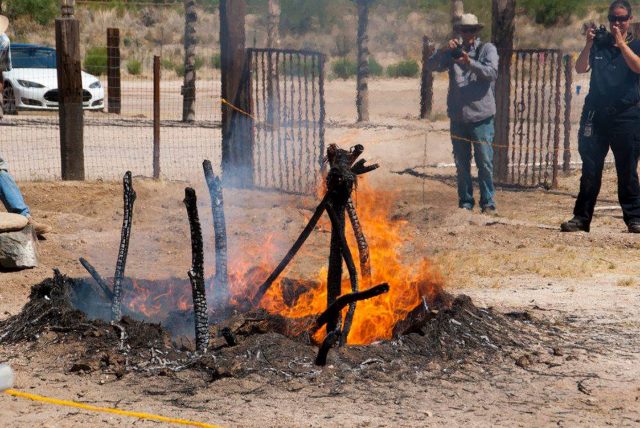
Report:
593,25,614,49
451,45,466,59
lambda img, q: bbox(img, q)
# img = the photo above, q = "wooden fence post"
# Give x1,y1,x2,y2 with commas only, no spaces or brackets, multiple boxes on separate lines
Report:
107,28,121,114
563,54,573,173
355,0,371,123
420,36,434,119
220,0,253,188
153,55,161,179
56,0,84,180
492,0,515,182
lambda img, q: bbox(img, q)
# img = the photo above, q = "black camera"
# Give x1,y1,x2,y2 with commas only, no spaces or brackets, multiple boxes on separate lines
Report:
593,25,614,49
451,45,466,59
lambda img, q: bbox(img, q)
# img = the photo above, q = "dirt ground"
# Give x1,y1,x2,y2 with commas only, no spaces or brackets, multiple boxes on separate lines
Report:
1,77,640,427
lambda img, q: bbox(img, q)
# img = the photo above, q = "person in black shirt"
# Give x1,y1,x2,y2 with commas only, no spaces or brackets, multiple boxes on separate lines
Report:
562,0,640,233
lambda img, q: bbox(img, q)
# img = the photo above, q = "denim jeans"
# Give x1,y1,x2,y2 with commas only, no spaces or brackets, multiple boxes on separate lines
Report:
0,170,30,216
450,117,496,210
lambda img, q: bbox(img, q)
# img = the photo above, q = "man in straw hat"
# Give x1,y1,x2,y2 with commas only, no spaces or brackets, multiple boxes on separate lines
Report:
0,14,10,118
0,15,51,236
426,13,499,215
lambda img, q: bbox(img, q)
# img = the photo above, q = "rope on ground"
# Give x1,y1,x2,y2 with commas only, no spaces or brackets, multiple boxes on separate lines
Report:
3,389,222,428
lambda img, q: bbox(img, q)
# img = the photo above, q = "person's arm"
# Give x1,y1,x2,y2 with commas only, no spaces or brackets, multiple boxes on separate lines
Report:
459,43,498,81
613,27,640,74
425,39,456,72
575,27,594,74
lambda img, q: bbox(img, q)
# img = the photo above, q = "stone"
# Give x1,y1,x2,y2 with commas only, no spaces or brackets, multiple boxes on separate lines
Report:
0,213,29,232
0,225,39,269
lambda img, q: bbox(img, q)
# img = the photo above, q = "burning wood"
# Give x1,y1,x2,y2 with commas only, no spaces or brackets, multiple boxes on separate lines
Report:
111,171,136,322
184,187,210,353
346,197,372,285
78,257,114,301
203,160,229,307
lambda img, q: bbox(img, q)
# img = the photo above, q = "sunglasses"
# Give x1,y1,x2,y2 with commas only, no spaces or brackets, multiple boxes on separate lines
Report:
608,14,631,22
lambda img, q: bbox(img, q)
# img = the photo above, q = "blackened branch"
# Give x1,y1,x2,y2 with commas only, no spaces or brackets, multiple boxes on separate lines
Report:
346,198,372,286
325,203,359,346
315,328,342,366
351,159,379,175
311,283,390,335
252,194,329,307
79,257,114,301
111,171,136,323
203,160,229,306
184,187,210,352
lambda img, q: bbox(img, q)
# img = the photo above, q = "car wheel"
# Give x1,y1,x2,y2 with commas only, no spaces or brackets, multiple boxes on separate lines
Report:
2,83,17,115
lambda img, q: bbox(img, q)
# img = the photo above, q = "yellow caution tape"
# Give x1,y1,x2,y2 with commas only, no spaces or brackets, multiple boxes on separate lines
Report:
3,389,222,428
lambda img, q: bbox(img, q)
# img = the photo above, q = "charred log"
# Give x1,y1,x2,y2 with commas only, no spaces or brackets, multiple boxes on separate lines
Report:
280,277,319,307
325,145,356,333
111,171,136,323
203,160,229,306
252,194,329,307
325,204,359,346
79,257,114,301
351,158,379,176
311,283,389,335
184,187,210,352
315,328,341,366
346,198,372,285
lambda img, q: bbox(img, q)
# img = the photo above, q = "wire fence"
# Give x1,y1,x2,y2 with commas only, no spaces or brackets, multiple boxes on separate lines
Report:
0,3,221,183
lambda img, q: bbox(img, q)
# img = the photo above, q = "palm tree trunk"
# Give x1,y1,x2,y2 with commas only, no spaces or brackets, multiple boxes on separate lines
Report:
356,0,370,123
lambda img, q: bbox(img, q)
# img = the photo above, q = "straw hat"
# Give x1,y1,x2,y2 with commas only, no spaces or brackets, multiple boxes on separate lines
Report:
454,13,484,32
0,15,8,34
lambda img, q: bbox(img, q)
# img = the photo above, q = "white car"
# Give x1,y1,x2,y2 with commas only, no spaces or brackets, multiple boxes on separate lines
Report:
1,44,104,114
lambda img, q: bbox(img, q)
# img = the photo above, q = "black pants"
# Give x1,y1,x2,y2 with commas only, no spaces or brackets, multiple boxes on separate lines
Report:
574,107,640,225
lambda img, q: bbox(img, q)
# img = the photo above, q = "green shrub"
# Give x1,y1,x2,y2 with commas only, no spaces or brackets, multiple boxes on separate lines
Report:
331,58,357,79
160,58,175,71
211,53,221,69
83,47,108,76
6,0,58,26
387,59,419,78
369,57,383,77
175,63,185,77
126,59,142,75
520,0,586,27
194,55,205,70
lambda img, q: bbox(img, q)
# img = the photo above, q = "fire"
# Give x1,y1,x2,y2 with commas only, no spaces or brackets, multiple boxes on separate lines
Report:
254,180,445,345
118,180,445,345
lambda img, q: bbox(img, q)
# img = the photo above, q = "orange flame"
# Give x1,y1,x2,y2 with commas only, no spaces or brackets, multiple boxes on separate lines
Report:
122,181,445,345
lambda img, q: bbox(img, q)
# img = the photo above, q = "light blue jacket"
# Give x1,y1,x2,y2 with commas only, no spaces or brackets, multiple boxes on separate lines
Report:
426,38,499,124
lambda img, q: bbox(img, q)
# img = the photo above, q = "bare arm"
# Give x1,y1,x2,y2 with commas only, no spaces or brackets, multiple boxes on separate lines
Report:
575,27,594,74
613,27,640,74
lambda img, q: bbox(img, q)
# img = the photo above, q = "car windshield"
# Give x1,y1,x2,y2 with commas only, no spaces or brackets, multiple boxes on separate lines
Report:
11,47,56,69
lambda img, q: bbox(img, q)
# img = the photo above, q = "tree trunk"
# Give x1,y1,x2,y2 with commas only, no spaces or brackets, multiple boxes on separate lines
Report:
182,0,197,122
491,0,515,182
450,0,464,29
356,0,370,123
267,0,280,48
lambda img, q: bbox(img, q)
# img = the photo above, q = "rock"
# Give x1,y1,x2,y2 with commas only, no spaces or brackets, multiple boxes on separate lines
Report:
0,225,38,269
0,213,29,232
515,355,532,368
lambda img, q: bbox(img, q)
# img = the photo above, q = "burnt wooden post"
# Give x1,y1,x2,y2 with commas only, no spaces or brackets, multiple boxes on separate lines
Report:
182,0,197,122
563,54,573,173
355,0,372,123
492,0,515,182
420,36,435,119
56,0,84,180
107,28,121,114
220,0,253,187
153,55,161,179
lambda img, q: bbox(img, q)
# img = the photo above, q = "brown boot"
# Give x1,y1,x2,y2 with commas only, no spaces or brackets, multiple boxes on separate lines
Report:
28,218,52,237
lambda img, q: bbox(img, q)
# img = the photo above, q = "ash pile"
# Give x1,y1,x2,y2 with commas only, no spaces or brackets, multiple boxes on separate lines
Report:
0,146,555,382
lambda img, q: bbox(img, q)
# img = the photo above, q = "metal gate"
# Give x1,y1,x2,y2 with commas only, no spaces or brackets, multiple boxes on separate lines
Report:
495,49,572,189
247,48,326,195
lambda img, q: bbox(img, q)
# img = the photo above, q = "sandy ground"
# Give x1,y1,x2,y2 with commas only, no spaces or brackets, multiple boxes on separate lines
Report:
0,77,639,427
